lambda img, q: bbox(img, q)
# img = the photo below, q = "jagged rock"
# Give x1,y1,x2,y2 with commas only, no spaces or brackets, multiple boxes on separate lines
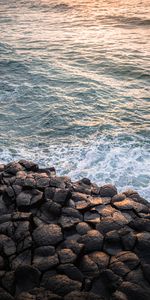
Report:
0,160,149,300
4,162,23,175
99,184,117,197
19,160,39,171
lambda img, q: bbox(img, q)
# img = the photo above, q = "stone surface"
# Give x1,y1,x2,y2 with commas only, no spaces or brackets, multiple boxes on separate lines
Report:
33,224,63,246
0,160,149,300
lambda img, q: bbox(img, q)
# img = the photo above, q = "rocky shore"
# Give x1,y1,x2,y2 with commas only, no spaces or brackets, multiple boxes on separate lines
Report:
0,160,150,300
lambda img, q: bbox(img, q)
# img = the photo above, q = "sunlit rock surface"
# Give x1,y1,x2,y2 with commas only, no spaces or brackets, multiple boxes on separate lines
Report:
0,161,150,300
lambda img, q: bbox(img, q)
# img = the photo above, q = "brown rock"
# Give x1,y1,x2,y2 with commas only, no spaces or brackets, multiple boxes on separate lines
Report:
42,274,81,296
33,224,63,246
100,184,117,197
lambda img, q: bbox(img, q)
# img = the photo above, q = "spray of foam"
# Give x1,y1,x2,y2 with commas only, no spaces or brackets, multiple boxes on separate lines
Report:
0,138,149,201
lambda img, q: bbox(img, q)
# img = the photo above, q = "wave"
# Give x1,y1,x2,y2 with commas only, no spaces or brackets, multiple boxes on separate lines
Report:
0,136,150,201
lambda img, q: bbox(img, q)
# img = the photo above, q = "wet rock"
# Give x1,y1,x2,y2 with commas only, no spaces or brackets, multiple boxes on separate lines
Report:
72,182,91,195
112,193,126,202
19,160,39,171
0,160,150,299
4,162,23,175
100,184,117,197
81,178,91,185
33,224,63,246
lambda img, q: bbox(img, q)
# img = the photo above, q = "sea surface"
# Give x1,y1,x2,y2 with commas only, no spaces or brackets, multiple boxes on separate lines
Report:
0,0,150,199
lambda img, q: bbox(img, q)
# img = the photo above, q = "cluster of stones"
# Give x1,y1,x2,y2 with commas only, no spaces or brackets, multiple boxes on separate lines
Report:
0,160,150,300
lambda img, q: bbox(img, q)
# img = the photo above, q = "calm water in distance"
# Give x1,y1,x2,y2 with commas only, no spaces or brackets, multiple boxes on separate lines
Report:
0,0,150,198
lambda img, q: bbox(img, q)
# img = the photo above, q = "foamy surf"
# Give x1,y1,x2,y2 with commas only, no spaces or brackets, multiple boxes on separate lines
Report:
0,137,149,201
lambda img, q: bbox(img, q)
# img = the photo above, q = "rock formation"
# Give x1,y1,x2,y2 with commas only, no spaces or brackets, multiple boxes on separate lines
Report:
0,160,150,300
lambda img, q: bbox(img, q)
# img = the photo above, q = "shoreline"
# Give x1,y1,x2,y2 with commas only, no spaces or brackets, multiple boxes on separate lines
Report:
0,160,150,300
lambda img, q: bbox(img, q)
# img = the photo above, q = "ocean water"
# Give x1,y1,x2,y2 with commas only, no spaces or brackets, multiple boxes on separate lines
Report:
0,0,150,199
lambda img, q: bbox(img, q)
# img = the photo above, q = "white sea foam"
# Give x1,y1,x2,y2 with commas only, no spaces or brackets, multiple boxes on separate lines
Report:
0,138,150,201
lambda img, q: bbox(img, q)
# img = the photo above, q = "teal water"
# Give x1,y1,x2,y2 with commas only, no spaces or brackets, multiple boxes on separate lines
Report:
0,0,150,199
